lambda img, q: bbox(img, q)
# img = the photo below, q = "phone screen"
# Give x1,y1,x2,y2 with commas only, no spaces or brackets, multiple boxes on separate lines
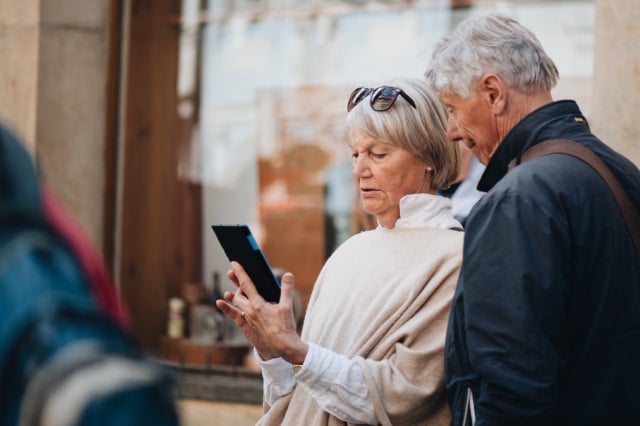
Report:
211,224,281,303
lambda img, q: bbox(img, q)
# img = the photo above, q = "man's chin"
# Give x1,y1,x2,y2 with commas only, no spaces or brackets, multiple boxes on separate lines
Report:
476,155,490,166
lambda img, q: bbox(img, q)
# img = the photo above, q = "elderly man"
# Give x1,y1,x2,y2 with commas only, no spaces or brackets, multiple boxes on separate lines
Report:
425,13,640,425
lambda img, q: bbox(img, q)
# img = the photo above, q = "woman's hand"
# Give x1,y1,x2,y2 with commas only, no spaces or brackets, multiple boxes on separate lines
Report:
215,261,308,365
216,287,278,360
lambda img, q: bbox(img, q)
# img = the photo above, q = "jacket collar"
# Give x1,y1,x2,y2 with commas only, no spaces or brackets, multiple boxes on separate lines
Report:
477,100,585,191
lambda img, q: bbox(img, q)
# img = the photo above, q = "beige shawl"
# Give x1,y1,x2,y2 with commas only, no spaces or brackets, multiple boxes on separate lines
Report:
259,226,462,425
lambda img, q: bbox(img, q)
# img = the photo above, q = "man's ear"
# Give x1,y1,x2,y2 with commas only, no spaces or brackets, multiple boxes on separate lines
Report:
480,73,507,115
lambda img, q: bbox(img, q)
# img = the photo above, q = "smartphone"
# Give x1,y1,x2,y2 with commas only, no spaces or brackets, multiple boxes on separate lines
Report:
211,224,281,303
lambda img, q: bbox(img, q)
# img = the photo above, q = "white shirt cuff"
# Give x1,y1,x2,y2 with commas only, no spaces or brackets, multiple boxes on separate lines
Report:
256,348,296,404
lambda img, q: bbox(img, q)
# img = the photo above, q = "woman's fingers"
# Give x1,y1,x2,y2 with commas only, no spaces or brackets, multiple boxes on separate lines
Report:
230,261,261,300
226,269,240,286
221,291,234,303
279,272,295,309
215,299,243,322
216,296,277,358
218,263,304,363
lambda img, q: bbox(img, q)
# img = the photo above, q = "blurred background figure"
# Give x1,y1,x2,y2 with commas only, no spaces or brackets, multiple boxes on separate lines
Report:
441,143,485,226
0,121,179,426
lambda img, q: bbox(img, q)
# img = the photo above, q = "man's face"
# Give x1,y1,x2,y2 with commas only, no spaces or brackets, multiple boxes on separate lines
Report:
439,83,502,165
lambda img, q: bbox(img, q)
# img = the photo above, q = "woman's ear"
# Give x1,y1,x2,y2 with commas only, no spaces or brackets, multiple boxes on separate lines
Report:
481,73,507,115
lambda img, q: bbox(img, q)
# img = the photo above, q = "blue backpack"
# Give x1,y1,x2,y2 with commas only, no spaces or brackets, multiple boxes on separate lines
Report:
0,123,179,425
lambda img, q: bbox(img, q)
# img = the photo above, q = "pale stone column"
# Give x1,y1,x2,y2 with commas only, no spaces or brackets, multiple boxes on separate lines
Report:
0,0,40,152
592,0,640,166
35,0,112,249
0,0,111,250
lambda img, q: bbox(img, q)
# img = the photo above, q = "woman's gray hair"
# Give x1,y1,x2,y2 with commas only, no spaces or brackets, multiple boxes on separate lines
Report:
425,13,559,98
345,77,460,190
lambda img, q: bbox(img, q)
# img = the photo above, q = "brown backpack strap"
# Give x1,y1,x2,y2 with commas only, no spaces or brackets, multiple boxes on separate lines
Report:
509,138,640,256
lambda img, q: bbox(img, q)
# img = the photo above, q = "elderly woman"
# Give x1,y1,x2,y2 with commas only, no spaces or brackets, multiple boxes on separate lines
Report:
217,77,463,425
425,14,640,425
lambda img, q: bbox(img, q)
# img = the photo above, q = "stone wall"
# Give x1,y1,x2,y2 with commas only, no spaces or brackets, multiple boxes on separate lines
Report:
592,0,640,165
36,0,112,250
0,0,111,249
0,0,39,151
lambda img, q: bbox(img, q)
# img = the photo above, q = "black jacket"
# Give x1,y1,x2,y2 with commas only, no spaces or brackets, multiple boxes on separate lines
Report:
445,101,640,425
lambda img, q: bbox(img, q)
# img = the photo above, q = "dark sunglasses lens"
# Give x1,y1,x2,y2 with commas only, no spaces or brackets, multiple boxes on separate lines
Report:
371,87,401,111
347,87,370,111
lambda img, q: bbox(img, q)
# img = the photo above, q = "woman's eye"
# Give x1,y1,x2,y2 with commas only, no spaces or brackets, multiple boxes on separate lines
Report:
351,153,359,164
372,152,387,160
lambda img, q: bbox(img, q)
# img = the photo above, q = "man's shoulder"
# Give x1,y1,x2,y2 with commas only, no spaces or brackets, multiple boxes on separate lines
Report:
489,153,606,204
467,146,638,240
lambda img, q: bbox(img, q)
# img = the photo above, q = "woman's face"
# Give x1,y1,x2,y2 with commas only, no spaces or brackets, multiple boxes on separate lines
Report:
350,128,433,229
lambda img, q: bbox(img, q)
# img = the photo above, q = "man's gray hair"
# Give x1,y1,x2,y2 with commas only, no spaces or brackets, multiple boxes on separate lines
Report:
425,13,559,98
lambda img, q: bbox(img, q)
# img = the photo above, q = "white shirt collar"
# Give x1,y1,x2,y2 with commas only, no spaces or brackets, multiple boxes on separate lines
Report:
392,193,462,230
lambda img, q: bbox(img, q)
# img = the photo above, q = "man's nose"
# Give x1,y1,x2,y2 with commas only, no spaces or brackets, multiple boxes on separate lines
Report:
447,117,461,143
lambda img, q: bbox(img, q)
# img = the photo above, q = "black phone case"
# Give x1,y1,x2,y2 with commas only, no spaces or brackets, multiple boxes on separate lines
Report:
211,224,281,303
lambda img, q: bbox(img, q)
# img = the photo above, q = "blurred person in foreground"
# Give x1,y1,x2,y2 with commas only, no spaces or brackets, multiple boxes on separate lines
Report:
0,121,179,425
425,13,640,425
217,77,463,425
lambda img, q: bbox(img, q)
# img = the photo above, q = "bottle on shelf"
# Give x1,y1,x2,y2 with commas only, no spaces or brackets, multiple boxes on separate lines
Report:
167,297,185,339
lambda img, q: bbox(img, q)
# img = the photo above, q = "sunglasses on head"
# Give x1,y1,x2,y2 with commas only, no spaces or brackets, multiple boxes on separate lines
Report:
347,86,417,112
